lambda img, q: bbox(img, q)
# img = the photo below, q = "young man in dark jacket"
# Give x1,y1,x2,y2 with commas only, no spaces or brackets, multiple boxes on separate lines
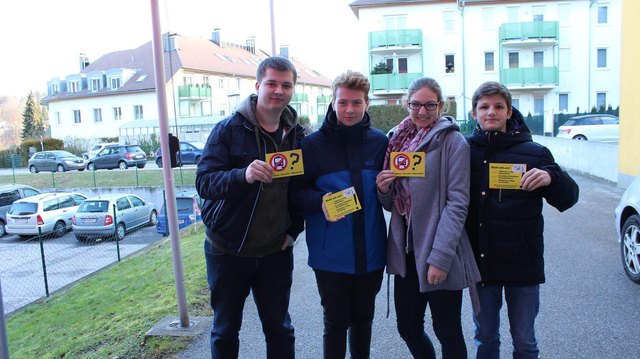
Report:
291,71,388,358
196,56,304,359
466,81,579,359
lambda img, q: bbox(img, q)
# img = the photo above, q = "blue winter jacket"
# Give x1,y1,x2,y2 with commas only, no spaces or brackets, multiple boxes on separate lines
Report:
291,105,388,274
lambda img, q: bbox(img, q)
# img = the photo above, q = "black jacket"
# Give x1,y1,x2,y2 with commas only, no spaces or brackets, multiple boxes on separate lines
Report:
195,95,305,254
465,108,579,285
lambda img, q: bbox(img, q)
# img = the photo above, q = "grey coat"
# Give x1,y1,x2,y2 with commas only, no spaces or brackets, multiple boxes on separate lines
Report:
379,117,481,312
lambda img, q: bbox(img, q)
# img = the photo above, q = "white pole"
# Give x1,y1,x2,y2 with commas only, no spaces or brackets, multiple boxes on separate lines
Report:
270,0,276,55
149,0,190,328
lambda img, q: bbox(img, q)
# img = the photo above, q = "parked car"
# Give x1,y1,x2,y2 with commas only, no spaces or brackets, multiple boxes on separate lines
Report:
556,114,619,142
85,144,147,171
28,150,85,173
155,141,205,168
156,191,203,235
5,192,87,239
82,142,120,160
72,194,157,242
615,176,640,283
0,184,41,237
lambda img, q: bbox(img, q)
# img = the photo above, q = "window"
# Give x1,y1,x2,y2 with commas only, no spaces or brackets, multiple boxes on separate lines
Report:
134,105,143,120
596,92,607,110
52,83,59,94
203,76,210,86
55,112,61,125
597,48,607,68
532,5,545,21
485,52,495,71
128,196,144,207
598,6,608,24
113,107,122,121
218,78,224,89
534,97,544,116
93,108,102,123
0,191,20,206
534,51,544,68
90,78,100,92
116,197,131,211
443,11,454,32
383,14,406,30
73,110,81,124
69,80,79,93
533,14,543,22
509,52,519,68
110,76,121,90
183,76,192,86
445,55,455,73
398,58,407,74
559,93,569,112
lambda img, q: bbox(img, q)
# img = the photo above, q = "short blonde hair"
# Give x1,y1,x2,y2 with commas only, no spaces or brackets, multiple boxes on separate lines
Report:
331,71,370,102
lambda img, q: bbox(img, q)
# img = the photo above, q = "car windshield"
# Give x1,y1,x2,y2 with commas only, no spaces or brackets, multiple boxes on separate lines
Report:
77,200,110,213
50,150,76,158
9,202,38,215
125,146,143,153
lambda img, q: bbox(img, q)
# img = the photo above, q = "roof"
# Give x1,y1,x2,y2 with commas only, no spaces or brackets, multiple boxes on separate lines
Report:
43,33,331,103
348,0,539,17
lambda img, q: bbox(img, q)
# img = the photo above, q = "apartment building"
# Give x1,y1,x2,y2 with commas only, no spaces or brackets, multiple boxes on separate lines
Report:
42,31,332,144
350,0,620,132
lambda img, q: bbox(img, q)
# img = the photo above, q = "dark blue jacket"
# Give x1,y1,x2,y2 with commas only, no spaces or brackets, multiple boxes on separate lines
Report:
291,105,388,274
465,108,579,285
196,97,305,254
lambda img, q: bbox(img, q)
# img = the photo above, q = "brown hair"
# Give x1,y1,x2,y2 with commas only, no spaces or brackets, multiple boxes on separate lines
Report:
472,81,512,110
257,56,297,84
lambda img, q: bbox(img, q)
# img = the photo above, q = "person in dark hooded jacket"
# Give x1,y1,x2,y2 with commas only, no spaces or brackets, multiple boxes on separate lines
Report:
465,81,579,359
291,70,387,359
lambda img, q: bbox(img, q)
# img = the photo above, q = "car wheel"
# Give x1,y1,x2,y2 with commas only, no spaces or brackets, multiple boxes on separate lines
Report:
77,168,85,172
57,164,65,172
118,161,128,170
53,221,66,238
573,135,587,141
148,210,158,226
29,165,38,174
115,222,126,241
0,221,5,237
137,164,145,169
156,157,163,168
87,163,96,171
621,214,640,284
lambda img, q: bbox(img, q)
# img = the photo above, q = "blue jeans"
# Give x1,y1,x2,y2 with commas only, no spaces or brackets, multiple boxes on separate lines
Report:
314,269,383,359
473,284,540,359
394,253,467,359
204,240,295,359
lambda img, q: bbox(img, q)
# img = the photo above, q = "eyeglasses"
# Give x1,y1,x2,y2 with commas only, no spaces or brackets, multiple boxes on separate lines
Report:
408,101,441,111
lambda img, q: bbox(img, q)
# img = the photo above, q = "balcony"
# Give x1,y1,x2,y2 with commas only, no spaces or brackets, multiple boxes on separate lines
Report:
178,84,212,99
369,29,422,51
370,73,422,93
500,67,559,88
316,95,332,105
291,93,308,103
500,21,558,45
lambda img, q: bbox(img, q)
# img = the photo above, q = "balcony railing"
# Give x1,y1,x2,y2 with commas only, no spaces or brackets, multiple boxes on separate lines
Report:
499,21,559,42
369,29,422,49
291,93,308,103
316,95,332,105
370,73,422,92
500,67,559,86
178,85,212,99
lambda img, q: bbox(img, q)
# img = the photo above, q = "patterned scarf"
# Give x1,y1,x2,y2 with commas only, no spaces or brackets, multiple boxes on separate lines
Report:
383,116,437,224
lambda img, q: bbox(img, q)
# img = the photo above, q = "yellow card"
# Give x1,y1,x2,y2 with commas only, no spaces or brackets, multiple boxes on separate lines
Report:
266,149,304,178
489,163,527,189
390,152,426,177
322,187,362,219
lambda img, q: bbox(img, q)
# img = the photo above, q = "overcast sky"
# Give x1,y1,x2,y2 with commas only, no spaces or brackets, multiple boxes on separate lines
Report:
0,0,360,97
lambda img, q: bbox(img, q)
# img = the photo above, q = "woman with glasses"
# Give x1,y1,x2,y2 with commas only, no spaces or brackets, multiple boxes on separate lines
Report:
376,77,481,359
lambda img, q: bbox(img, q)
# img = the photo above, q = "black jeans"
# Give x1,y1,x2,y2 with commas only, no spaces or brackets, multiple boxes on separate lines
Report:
314,269,384,359
394,253,467,359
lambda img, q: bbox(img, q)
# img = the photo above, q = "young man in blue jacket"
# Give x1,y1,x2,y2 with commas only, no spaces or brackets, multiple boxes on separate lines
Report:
466,81,579,359
291,71,388,358
196,56,305,359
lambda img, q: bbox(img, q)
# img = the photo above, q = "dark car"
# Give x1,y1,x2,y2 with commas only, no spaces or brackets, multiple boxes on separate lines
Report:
155,141,205,168
85,145,147,171
28,150,85,173
156,191,203,235
0,184,41,237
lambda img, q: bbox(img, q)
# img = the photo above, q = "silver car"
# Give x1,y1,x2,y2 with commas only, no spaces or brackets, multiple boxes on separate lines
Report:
615,176,640,283
5,192,87,239
72,194,157,242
